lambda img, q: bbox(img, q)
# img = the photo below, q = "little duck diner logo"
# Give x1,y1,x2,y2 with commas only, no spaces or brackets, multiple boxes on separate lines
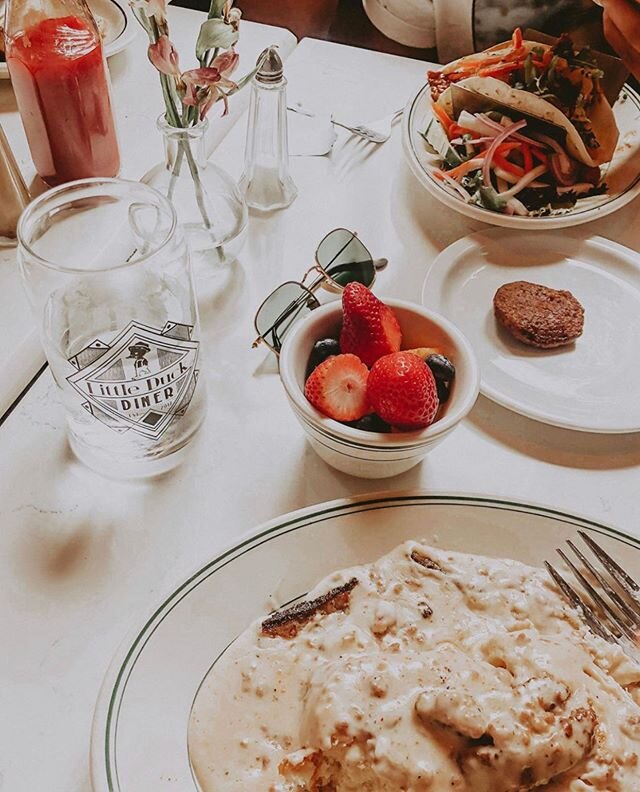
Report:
67,320,200,439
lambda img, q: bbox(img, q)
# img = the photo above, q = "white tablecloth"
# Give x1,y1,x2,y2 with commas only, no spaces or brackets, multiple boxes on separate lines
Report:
2,30,640,792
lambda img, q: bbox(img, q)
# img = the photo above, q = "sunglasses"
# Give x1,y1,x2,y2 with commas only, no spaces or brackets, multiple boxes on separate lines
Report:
253,228,388,354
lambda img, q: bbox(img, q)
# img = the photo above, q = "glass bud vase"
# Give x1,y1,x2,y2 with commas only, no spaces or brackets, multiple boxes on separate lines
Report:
142,116,248,270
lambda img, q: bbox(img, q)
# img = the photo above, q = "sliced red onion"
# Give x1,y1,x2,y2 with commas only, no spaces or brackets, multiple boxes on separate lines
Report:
449,136,495,146
493,168,548,189
435,171,474,202
497,164,548,198
529,131,565,154
550,153,578,186
482,119,527,189
478,114,546,149
494,167,520,185
506,196,529,216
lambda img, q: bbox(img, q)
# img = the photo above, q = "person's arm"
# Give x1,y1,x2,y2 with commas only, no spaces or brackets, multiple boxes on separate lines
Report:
238,0,338,40
603,0,640,79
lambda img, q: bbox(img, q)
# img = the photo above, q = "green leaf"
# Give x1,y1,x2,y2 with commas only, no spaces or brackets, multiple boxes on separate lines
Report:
207,0,227,19
478,185,506,212
230,67,258,94
424,118,463,167
196,19,238,61
523,53,536,90
130,5,154,40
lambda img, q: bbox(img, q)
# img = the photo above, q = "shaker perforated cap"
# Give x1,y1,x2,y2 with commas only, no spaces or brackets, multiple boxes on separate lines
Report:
255,46,283,84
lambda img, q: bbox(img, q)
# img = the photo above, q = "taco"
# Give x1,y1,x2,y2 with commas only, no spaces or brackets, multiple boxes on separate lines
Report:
428,29,619,168
420,29,625,217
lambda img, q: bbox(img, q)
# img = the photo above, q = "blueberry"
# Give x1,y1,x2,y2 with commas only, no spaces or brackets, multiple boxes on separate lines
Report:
436,378,450,404
305,338,341,379
347,414,392,433
426,353,455,381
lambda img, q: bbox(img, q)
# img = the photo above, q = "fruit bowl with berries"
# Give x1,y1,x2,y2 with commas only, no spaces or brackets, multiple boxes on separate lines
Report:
279,284,480,478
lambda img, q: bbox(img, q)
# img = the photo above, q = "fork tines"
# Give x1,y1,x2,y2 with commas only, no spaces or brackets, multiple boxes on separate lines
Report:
546,532,640,659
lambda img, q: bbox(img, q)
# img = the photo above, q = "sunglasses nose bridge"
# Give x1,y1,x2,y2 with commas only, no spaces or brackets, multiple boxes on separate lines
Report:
301,263,323,284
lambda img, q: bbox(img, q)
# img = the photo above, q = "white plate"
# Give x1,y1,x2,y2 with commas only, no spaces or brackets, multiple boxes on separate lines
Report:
422,229,640,432
0,0,136,79
402,81,640,229
90,492,640,792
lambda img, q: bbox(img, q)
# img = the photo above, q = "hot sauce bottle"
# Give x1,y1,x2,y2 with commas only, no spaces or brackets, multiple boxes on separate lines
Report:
5,0,120,186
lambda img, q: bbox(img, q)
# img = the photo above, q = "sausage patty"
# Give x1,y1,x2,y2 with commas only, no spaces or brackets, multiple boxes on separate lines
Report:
493,281,585,349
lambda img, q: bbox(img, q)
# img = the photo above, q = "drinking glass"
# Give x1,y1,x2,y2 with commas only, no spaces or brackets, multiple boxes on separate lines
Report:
17,179,207,478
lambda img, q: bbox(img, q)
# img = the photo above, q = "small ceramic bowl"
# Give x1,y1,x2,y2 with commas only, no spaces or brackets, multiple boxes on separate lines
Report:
279,299,480,478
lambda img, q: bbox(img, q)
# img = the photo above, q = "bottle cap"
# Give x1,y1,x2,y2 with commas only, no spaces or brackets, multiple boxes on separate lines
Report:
255,46,283,84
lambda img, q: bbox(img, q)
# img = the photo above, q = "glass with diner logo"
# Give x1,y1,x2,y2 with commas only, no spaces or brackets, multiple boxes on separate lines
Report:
17,178,206,478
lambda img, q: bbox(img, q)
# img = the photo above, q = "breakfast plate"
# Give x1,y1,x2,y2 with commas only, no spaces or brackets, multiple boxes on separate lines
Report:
0,0,136,79
402,81,640,230
90,492,640,791
422,229,640,433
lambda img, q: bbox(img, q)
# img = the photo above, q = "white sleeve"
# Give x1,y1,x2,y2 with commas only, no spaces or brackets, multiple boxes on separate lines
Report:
433,0,475,63
361,0,436,48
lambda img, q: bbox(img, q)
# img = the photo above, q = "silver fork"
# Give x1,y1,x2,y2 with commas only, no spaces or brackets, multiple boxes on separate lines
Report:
330,108,404,144
546,531,640,662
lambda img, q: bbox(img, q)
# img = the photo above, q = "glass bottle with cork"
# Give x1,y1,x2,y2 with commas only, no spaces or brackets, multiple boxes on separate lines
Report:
4,0,120,186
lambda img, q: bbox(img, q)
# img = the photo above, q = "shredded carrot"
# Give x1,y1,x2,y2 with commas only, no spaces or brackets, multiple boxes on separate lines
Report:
531,148,549,166
495,142,521,155
493,153,524,177
443,157,485,180
512,27,523,50
449,123,482,139
432,102,453,132
478,62,521,78
543,49,553,67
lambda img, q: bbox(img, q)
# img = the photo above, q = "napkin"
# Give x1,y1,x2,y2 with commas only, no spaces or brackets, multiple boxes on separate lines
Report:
287,110,337,157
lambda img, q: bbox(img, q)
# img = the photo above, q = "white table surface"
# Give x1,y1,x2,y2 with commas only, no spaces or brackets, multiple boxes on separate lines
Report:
0,8,296,418
3,31,640,792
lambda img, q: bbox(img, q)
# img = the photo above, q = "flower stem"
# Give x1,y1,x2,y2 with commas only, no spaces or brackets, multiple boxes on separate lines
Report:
158,74,212,231
146,15,214,234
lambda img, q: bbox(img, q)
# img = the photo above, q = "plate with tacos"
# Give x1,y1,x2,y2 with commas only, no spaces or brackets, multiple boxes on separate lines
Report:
402,28,640,228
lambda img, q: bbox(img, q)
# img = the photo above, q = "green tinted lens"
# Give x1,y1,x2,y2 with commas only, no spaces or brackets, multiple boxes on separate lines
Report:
255,282,320,352
316,229,374,288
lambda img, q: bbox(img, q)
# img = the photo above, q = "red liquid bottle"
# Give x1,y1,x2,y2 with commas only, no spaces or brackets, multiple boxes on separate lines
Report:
5,0,120,186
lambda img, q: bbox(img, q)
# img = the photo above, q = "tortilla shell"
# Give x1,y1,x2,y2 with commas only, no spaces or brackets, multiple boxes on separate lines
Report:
438,75,618,166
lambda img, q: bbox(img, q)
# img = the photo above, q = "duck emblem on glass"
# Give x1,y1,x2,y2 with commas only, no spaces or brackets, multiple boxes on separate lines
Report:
67,321,200,439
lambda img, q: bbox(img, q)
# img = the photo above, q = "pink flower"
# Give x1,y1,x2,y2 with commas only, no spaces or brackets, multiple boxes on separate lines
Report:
148,35,181,78
211,49,239,78
181,56,238,119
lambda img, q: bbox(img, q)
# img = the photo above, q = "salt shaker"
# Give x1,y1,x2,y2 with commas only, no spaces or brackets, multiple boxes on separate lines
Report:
0,124,30,246
239,46,297,211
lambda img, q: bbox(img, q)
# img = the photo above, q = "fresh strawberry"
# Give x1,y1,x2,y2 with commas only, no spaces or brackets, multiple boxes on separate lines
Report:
339,283,401,367
304,354,370,422
367,352,439,429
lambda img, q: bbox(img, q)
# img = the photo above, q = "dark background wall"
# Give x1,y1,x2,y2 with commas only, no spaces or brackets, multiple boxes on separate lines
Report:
171,0,607,62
